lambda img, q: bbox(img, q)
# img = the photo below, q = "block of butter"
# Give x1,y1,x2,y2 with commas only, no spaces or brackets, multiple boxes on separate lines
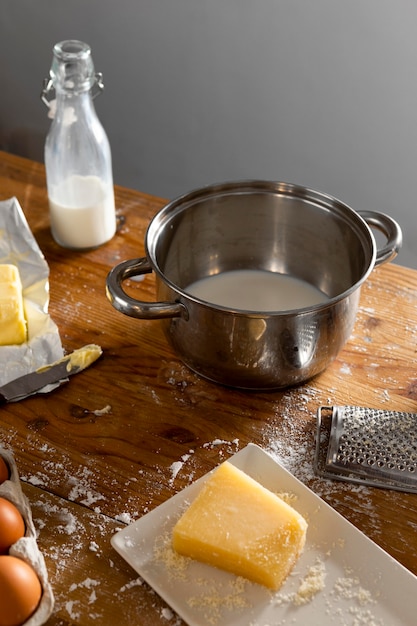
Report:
0,264,27,346
172,461,308,590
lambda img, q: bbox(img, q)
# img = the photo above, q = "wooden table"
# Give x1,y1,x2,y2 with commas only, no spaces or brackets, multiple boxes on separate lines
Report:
0,150,417,624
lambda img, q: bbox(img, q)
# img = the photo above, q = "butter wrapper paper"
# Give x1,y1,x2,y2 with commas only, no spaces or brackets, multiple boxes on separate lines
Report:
0,197,63,387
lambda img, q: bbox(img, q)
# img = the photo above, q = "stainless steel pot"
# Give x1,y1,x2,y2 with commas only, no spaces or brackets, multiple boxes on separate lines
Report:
106,181,402,389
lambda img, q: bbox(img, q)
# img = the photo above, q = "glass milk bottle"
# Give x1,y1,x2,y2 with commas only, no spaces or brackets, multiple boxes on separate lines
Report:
42,40,116,249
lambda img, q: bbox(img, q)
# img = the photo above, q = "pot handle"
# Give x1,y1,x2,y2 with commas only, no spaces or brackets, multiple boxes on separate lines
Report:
358,210,402,266
106,257,187,320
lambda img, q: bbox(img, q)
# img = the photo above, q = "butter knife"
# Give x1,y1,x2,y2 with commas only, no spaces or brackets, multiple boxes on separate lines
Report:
0,344,102,404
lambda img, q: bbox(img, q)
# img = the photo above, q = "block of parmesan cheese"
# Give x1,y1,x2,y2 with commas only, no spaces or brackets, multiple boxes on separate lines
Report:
172,461,307,590
0,264,27,346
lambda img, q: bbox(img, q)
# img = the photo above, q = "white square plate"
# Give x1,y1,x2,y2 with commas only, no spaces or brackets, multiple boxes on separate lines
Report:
111,444,416,625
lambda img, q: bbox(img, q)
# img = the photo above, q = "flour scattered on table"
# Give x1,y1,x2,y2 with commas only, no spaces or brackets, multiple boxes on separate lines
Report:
35,500,79,536
168,448,197,486
169,461,184,484
115,511,136,525
262,384,375,504
68,468,106,506
119,577,144,592
161,607,174,620
89,540,100,553
26,474,47,487
65,600,80,620
202,438,240,459
70,577,100,592
92,404,112,416
203,438,239,449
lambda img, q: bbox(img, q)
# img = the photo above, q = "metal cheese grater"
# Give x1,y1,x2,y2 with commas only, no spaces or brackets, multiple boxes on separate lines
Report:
314,405,417,493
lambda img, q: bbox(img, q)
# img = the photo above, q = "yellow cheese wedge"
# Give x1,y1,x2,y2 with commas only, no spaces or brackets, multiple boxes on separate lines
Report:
172,461,308,590
0,264,27,346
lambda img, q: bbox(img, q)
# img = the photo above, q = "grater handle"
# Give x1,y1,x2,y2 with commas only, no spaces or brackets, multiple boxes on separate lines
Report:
358,211,402,266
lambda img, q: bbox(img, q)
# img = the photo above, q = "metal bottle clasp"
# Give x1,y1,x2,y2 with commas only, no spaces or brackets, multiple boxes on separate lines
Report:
40,72,104,109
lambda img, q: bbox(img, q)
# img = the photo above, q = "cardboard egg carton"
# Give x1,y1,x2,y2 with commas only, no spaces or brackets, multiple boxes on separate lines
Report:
0,445,54,625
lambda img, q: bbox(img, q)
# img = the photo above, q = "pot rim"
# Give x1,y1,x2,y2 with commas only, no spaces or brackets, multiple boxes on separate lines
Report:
145,179,402,318
144,179,392,317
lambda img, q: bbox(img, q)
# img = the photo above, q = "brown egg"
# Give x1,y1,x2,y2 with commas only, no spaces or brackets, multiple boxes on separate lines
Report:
0,456,9,484
0,498,25,554
0,555,42,626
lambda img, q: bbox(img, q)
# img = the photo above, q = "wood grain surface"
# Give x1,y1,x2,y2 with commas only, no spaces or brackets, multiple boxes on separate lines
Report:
0,151,417,625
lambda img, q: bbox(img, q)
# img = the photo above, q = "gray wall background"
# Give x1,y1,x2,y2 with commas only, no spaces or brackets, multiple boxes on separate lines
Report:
1,1,416,268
